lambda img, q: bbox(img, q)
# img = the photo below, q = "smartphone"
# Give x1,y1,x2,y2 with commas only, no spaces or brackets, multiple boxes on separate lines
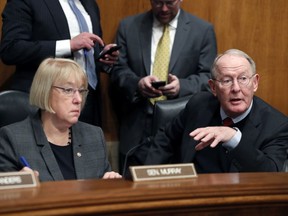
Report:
97,45,122,60
151,81,166,89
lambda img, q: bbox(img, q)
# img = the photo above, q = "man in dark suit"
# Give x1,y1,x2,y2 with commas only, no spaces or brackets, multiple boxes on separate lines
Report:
0,0,118,126
145,49,288,172
110,0,217,171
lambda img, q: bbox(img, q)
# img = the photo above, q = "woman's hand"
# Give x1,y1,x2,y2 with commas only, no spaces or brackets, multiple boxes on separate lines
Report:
20,166,39,177
102,171,122,179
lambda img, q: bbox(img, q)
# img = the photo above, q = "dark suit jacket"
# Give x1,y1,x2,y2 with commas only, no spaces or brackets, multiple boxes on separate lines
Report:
145,92,288,172
0,0,102,92
0,112,111,182
111,9,217,155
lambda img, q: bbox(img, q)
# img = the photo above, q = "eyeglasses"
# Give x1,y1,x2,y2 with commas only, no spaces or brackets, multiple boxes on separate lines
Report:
53,86,89,97
214,74,256,87
152,0,179,8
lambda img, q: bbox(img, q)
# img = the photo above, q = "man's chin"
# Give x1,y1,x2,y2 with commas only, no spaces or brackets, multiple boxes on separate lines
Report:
157,16,172,25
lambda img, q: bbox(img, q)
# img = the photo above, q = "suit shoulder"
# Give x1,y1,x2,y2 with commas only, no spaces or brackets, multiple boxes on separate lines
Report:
189,91,215,101
0,117,31,132
121,12,146,21
186,92,217,109
119,11,151,25
181,10,214,27
254,96,288,120
75,121,103,134
0,118,33,142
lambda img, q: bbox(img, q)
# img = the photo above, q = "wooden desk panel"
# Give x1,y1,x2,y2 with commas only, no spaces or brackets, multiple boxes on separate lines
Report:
0,173,287,215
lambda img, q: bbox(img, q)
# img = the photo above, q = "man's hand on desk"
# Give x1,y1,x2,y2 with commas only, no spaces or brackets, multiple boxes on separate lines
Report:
102,171,122,179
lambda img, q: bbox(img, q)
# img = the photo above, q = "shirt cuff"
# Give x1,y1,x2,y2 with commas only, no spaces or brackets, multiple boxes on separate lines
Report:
222,127,242,151
56,40,71,57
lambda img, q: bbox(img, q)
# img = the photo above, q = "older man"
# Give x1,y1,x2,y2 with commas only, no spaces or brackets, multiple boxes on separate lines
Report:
145,49,288,172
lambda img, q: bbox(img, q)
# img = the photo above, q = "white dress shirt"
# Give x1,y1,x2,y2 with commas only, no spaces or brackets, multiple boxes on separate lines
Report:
56,0,94,70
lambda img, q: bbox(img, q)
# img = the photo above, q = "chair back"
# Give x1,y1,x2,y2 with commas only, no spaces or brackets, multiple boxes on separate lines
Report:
152,95,191,136
0,90,37,127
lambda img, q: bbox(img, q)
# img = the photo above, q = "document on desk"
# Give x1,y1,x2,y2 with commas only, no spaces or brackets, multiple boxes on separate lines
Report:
129,163,197,182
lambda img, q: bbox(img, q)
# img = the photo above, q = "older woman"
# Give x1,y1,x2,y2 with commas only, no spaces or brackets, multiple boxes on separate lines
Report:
0,58,121,181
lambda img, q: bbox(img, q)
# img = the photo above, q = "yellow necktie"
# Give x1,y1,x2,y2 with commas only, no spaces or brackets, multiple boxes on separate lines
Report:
151,25,170,104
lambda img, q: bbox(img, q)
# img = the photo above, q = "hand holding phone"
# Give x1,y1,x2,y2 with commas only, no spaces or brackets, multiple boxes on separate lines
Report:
97,45,122,61
151,81,166,89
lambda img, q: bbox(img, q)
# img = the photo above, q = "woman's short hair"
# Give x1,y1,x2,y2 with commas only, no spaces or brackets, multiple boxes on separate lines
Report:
30,58,88,113
211,49,256,79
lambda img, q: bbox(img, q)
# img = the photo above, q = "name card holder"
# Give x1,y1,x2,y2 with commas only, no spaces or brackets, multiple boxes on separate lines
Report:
130,163,197,182
0,171,39,190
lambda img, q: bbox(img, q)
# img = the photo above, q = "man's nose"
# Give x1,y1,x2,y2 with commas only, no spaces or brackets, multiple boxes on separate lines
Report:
160,3,169,11
231,79,241,91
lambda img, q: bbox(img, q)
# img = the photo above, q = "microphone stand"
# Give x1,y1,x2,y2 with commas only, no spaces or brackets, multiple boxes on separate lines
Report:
122,137,152,178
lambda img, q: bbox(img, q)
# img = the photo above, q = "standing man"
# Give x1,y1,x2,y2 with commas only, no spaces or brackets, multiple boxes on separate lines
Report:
110,0,217,171
145,49,288,173
0,0,118,126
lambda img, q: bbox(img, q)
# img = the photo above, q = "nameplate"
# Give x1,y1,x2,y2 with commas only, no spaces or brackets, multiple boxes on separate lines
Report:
0,171,39,190
129,163,197,182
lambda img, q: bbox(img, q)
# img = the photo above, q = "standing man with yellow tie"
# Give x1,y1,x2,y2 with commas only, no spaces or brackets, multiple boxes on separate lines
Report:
0,0,119,126
110,0,217,172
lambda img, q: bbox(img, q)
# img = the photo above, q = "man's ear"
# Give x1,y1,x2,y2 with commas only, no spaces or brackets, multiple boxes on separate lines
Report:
253,74,260,93
208,79,217,96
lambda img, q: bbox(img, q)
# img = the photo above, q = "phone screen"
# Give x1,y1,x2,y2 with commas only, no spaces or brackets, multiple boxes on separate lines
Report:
151,81,166,89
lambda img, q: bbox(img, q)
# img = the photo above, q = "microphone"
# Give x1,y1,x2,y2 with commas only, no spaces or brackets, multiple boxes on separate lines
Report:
122,137,152,178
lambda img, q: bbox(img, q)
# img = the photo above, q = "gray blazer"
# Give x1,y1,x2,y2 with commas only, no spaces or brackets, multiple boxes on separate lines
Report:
0,112,111,182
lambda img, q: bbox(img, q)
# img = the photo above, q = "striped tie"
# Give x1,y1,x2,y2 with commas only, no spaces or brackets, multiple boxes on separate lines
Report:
68,0,97,89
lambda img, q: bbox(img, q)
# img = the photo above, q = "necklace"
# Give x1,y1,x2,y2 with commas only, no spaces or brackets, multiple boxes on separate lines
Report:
67,128,72,145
